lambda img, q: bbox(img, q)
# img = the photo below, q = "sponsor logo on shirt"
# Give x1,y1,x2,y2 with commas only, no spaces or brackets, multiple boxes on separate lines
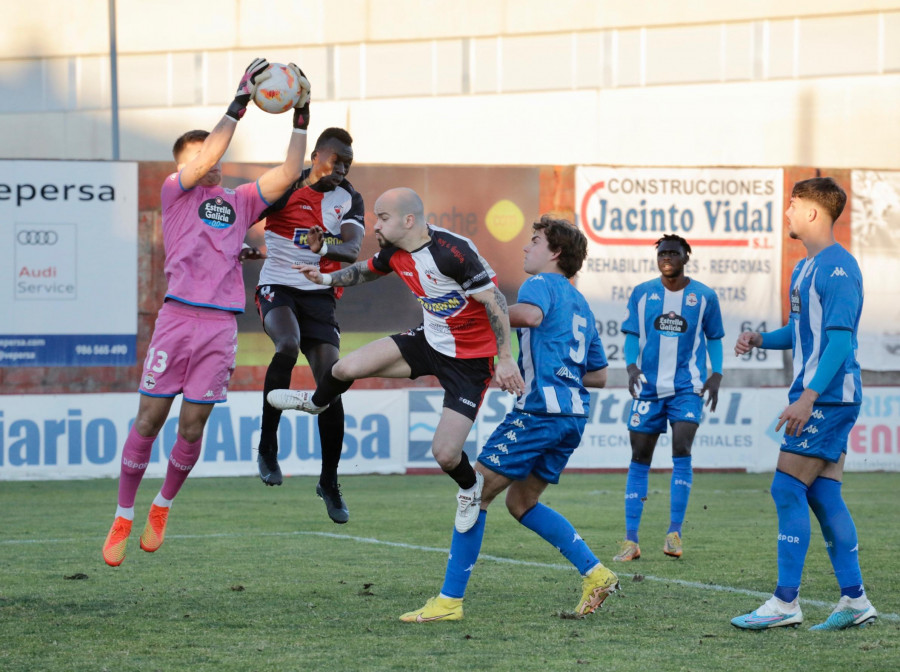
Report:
831,267,848,278
198,196,237,229
790,287,801,314
417,291,465,317
654,311,688,336
556,365,582,384
458,396,476,408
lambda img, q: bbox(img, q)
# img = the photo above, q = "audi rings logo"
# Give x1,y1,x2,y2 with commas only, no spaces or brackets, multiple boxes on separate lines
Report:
17,230,59,245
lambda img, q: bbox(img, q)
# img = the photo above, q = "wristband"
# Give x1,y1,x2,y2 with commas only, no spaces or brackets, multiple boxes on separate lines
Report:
319,273,334,286
292,128,307,135
316,241,329,257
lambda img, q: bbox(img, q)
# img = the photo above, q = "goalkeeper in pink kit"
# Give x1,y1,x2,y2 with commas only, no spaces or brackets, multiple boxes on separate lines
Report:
102,59,311,566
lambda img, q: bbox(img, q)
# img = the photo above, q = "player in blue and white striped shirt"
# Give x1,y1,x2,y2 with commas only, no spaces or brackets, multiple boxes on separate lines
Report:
732,177,876,631
614,234,725,563
399,216,619,623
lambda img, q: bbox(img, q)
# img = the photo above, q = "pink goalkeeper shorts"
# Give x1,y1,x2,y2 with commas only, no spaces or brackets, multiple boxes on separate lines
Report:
139,300,238,403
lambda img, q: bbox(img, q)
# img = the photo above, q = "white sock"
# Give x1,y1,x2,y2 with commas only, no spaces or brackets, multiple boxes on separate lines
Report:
115,506,134,521
153,493,173,508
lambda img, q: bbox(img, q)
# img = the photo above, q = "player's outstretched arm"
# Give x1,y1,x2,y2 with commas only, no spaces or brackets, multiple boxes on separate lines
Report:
258,65,311,204
293,259,381,287
472,286,525,395
508,302,543,329
180,58,271,190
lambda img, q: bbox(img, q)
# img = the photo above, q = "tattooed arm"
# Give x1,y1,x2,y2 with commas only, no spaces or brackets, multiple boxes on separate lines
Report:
471,286,525,396
292,259,382,287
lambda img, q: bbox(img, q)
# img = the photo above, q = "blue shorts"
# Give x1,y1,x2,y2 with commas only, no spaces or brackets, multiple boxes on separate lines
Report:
477,411,587,484
780,404,860,463
627,392,703,435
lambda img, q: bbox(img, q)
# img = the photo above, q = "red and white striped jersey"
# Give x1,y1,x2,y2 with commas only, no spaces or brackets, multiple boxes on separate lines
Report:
369,226,499,358
257,169,365,295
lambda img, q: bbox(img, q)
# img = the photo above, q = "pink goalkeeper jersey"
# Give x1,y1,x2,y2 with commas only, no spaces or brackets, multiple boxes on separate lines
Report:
160,172,270,312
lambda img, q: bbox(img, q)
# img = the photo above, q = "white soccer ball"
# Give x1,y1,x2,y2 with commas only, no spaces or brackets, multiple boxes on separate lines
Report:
252,63,303,114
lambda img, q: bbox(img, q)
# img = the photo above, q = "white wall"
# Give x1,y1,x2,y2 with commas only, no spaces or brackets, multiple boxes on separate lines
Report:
2,1,900,168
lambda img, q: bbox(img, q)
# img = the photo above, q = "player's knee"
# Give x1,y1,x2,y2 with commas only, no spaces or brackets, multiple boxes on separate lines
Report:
273,339,300,360
770,471,806,508
672,444,692,458
331,358,355,382
432,445,457,471
505,490,535,521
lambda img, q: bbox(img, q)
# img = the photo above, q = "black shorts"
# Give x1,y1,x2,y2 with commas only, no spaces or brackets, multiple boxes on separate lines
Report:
391,325,494,421
255,284,341,350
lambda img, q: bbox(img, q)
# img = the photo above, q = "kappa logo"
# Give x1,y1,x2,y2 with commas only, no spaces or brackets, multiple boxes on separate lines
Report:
504,430,517,442
496,444,509,454
511,418,525,429
811,409,825,420
831,267,848,278
685,411,696,419
485,454,501,465
649,292,661,301
204,390,214,398
804,425,819,434
798,440,809,449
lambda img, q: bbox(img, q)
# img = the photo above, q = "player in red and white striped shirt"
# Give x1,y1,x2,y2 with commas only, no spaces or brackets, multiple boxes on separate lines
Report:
268,187,524,533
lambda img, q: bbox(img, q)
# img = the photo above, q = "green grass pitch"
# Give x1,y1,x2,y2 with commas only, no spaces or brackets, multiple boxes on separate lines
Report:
1,472,898,671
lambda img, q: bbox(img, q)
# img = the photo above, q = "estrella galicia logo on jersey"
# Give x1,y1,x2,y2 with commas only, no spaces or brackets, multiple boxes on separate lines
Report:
790,287,801,314
831,267,848,278
686,292,698,307
199,197,236,229
654,311,688,336
417,291,465,317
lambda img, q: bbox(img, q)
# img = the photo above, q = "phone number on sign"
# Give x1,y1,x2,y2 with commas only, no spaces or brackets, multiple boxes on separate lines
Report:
75,344,129,356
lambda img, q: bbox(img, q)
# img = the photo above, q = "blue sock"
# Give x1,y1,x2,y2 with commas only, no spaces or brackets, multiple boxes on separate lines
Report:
668,455,692,535
771,470,810,604
624,461,650,543
519,503,599,575
807,477,864,599
440,510,486,599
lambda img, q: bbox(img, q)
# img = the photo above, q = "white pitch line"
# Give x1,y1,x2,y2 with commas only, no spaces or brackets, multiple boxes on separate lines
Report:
4,529,896,622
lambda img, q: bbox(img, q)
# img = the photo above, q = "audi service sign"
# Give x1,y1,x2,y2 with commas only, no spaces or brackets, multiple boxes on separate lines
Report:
0,161,138,366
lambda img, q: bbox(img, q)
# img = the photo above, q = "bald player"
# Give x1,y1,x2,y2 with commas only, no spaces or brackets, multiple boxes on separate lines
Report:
267,187,524,533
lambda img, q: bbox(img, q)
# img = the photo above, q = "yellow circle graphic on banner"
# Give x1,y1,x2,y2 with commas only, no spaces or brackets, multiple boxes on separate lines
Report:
485,200,525,243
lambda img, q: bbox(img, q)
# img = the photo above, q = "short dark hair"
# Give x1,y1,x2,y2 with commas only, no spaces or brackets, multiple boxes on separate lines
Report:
172,130,209,162
533,215,587,278
792,177,847,222
315,127,353,150
655,234,692,256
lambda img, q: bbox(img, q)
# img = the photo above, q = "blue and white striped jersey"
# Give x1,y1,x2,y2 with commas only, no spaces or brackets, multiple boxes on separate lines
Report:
514,273,607,417
787,243,863,405
622,278,724,399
